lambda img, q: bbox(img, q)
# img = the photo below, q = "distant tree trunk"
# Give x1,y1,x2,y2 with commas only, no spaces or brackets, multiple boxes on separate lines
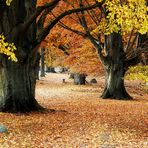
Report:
40,48,45,77
45,67,53,73
101,33,132,100
74,73,86,85
35,53,40,80
69,73,75,79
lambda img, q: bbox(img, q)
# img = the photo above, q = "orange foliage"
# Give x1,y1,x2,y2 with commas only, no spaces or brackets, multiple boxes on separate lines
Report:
37,0,103,75
64,40,103,75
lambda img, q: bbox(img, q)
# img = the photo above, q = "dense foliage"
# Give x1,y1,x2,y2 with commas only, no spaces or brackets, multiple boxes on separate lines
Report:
126,65,148,83
96,0,148,34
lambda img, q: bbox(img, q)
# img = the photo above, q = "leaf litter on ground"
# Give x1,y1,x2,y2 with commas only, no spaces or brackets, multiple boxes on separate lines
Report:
0,73,148,147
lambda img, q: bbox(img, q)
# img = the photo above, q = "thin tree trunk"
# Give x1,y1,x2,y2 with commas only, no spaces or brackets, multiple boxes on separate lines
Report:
35,53,40,80
40,48,45,77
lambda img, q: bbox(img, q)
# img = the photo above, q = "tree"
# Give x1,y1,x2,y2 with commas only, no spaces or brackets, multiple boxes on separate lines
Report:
40,48,46,77
0,0,60,113
57,0,148,99
89,0,148,99
0,0,102,113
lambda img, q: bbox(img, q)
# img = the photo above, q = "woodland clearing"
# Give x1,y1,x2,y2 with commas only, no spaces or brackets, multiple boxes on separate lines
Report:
0,73,148,148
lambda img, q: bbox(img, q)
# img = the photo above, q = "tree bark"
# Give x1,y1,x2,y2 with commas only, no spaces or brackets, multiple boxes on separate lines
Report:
35,53,40,80
0,0,45,113
0,60,44,113
101,64,132,100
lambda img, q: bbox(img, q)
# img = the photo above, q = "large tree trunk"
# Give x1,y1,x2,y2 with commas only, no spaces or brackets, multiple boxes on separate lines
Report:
101,63,132,99
0,59,44,113
101,33,132,100
0,1,45,113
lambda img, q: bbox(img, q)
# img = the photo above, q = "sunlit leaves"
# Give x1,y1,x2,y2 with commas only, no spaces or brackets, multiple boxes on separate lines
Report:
126,65,148,82
97,0,148,35
6,0,13,6
0,35,17,62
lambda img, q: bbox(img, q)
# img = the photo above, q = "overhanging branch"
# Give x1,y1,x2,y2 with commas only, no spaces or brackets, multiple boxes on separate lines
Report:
50,12,87,37
35,1,104,45
21,0,60,35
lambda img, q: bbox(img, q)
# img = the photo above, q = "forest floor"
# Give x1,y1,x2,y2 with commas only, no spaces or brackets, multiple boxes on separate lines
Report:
0,73,148,148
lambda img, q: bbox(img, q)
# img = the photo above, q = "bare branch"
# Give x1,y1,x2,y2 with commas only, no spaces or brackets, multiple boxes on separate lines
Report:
124,29,134,52
84,0,100,25
51,12,86,37
58,23,86,37
127,33,138,53
78,0,103,54
125,39,148,67
58,44,70,55
37,8,51,34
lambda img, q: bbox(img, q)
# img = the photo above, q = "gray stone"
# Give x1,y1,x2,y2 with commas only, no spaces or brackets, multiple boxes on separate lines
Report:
0,125,8,133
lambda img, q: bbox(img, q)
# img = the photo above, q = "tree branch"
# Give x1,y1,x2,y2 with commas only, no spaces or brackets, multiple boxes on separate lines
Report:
84,0,100,25
51,12,87,37
21,0,60,35
124,29,134,52
35,1,104,45
58,44,70,55
78,0,103,55
37,8,51,34
125,41,148,68
58,23,87,37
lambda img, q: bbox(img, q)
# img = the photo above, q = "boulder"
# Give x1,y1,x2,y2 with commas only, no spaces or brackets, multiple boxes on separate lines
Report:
90,78,97,84
0,125,8,133
74,74,86,85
